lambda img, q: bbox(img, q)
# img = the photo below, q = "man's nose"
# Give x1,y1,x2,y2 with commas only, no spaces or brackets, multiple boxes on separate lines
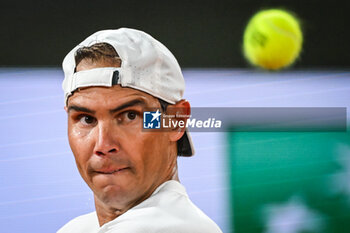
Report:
94,122,119,156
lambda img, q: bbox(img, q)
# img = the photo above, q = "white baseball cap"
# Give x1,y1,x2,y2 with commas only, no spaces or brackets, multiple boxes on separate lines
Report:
62,28,194,157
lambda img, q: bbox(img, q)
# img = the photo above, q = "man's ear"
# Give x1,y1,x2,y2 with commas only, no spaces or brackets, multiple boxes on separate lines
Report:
166,99,191,142
64,106,68,113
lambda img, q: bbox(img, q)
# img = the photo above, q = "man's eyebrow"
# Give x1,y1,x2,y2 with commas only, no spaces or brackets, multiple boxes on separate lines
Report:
110,99,146,114
67,105,95,114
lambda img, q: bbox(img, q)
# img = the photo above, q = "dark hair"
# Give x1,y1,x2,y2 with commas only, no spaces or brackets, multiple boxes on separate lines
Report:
75,42,121,67
158,98,169,112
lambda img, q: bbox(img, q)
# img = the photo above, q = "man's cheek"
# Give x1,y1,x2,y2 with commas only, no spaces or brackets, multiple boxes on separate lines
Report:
71,144,92,185
69,125,94,149
69,131,92,172
70,124,92,138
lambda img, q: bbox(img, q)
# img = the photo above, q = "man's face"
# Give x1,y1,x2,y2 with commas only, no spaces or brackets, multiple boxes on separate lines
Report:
66,60,177,209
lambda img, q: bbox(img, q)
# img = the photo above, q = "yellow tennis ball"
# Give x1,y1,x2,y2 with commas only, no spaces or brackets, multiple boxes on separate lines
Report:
243,9,303,70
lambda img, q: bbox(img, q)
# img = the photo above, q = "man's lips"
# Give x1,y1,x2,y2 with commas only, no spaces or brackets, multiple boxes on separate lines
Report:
95,167,129,174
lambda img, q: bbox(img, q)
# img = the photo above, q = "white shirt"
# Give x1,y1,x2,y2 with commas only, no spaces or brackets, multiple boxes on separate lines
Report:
57,180,222,233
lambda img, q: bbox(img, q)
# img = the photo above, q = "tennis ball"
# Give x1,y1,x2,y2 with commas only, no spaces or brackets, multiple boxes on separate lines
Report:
243,9,303,70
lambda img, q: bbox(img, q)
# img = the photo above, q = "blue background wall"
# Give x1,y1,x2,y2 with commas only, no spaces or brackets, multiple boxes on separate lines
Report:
0,69,349,232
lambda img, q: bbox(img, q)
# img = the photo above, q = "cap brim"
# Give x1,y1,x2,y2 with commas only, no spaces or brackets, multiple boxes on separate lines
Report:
177,129,195,157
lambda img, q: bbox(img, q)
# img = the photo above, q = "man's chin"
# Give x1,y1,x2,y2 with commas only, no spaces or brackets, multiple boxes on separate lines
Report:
94,184,134,208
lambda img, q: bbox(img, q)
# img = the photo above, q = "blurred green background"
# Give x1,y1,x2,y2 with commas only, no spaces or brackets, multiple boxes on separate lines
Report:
229,131,350,232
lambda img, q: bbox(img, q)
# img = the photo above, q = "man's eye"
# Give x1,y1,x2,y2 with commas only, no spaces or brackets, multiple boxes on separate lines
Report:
127,111,137,120
79,115,96,125
117,111,139,123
